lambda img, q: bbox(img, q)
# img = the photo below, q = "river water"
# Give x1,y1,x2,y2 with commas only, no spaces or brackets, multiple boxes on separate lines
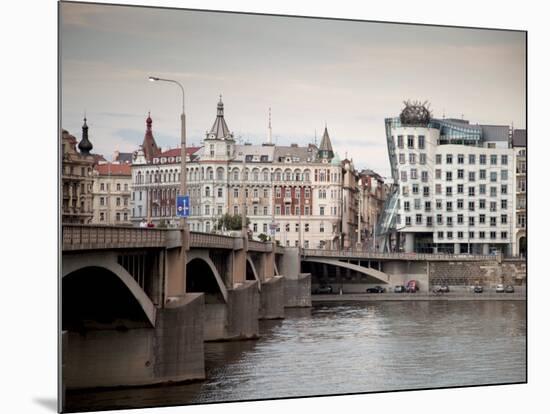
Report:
66,301,526,412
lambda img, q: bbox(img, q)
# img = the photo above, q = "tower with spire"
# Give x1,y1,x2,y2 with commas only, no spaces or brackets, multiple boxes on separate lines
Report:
318,124,334,163
78,117,93,156
204,95,235,160
141,112,161,163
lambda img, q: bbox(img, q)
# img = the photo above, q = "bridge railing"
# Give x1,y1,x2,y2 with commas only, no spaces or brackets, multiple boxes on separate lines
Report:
62,224,167,251
248,240,273,253
301,248,501,261
189,231,235,250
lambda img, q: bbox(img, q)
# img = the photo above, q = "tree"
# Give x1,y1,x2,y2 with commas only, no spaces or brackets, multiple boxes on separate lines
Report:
214,213,250,231
258,233,270,242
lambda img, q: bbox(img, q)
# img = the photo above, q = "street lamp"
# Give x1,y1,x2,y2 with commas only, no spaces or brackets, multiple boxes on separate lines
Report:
148,76,187,231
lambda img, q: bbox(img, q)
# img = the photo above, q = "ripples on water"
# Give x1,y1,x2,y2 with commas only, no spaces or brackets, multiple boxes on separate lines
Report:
66,301,526,411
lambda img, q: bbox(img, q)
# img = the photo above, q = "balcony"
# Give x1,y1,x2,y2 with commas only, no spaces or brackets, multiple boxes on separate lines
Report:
284,197,292,203
252,197,260,203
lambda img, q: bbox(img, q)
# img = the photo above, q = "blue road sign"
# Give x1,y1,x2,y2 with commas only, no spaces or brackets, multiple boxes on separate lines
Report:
176,195,190,218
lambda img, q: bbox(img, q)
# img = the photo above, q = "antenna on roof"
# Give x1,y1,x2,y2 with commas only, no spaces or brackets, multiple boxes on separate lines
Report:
314,129,317,146
267,107,272,145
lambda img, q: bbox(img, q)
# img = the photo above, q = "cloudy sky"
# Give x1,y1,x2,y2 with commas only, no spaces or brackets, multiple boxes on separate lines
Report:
60,2,525,177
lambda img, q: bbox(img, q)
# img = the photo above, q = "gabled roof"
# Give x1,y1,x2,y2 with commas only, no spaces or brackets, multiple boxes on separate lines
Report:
95,163,131,176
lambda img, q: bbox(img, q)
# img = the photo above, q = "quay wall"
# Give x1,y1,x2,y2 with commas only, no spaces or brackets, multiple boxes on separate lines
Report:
284,273,312,307
259,276,285,319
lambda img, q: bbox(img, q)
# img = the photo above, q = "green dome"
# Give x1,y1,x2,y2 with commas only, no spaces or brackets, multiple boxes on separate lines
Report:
331,152,341,165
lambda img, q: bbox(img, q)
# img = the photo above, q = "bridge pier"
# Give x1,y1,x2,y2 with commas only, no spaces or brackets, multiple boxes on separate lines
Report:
279,247,311,308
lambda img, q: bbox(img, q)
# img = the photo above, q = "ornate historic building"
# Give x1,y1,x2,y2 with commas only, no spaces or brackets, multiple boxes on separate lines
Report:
61,119,95,224
512,128,526,256
130,98,355,249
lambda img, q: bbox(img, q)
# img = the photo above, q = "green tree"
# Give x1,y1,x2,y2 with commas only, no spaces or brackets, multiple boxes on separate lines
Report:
214,213,250,231
258,233,270,242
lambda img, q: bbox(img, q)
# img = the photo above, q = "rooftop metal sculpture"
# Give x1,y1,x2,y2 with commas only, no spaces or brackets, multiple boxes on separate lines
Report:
400,100,432,126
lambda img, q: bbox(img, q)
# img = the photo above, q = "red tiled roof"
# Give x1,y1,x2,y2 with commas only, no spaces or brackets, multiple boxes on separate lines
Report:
95,163,132,176
157,147,201,158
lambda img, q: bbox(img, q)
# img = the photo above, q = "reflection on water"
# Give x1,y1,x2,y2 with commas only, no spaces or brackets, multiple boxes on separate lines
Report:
66,301,526,412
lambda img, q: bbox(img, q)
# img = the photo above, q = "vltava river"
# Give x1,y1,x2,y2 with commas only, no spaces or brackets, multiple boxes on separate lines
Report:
66,301,526,412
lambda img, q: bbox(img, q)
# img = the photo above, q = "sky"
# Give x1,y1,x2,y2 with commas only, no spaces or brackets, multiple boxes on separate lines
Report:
60,2,526,178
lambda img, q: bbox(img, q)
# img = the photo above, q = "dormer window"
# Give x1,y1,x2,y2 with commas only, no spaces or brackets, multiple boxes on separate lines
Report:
210,144,215,156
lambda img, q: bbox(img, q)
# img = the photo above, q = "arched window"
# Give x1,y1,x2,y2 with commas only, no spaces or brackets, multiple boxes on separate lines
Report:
205,186,210,197
253,168,259,181
284,169,292,181
294,169,301,181
217,167,224,181
304,170,311,182
233,168,239,181
262,169,269,181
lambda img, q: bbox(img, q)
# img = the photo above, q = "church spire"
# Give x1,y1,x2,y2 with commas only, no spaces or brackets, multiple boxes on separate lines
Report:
141,112,161,162
78,116,93,155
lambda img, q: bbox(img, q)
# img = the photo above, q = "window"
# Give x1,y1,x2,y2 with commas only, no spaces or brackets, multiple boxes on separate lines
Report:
399,153,405,164
421,171,428,182
457,184,464,194
116,213,120,221
446,216,453,227
402,186,409,196
407,135,414,148
458,169,464,179
423,186,430,197
420,153,427,164
490,216,497,227
490,187,497,197
295,206,299,215
305,223,309,232
404,201,410,212
480,154,486,165
501,184,507,195
479,199,486,209
447,231,453,239
427,216,433,226
457,199,464,209
320,206,325,216
446,201,453,212
458,154,464,164
405,216,411,226
100,197,105,206
468,187,475,197
116,197,121,206
418,135,425,149
275,206,281,215
501,231,508,239
116,183,121,191
412,184,419,195
415,214,422,224
437,231,444,239
436,154,442,164
490,171,497,182
517,214,526,228
304,206,310,215
285,206,290,215
501,170,508,181
479,231,485,239
414,198,421,210
205,187,210,197
253,206,258,215
295,223,300,232
446,171,453,181
457,214,464,224
263,188,269,198
479,214,486,224
501,215,508,224
490,154,497,165
490,231,497,240
100,183,105,191
401,171,407,181
411,169,418,180
425,201,431,211
287,188,292,198
435,169,441,179
457,231,463,239
397,135,404,148
479,169,486,180
479,184,486,195
320,223,325,233
469,154,476,164
501,199,508,209
446,154,453,164
469,216,475,226
490,202,497,212
469,171,475,182
409,153,416,164
435,184,441,195
99,212,105,221
468,201,475,211
305,188,310,198
446,186,452,196
205,205,210,215
264,206,268,215
501,155,508,165
218,188,223,198
437,214,443,225
436,200,442,210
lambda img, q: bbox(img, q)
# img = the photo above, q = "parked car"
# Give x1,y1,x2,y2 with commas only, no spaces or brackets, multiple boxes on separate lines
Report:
394,285,406,293
505,285,515,293
406,280,419,293
315,285,333,294
474,285,484,293
432,285,450,294
366,286,386,293
495,284,505,293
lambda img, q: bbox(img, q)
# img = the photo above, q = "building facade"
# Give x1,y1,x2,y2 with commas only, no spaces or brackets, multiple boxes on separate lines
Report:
92,163,132,225
61,119,95,224
358,169,387,250
378,102,516,255
130,98,350,248
512,129,526,256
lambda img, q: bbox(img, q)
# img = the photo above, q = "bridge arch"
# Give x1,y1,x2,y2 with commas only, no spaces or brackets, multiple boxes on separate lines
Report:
186,251,228,303
302,257,390,284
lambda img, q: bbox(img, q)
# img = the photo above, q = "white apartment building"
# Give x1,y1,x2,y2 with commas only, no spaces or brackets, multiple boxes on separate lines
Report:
130,98,349,248
378,102,516,255
512,129,526,256
92,163,132,225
